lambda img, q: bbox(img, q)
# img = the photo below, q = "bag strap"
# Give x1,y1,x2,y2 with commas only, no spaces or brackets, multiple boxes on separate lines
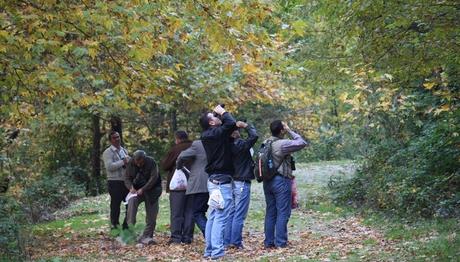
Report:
267,140,283,171
268,139,290,174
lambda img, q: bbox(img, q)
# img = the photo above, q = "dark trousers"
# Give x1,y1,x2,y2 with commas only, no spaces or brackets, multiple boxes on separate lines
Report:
108,180,129,228
188,192,209,236
169,191,194,243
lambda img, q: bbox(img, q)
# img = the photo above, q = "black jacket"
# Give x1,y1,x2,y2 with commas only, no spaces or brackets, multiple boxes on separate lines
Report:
201,112,236,181
232,124,258,181
125,156,161,191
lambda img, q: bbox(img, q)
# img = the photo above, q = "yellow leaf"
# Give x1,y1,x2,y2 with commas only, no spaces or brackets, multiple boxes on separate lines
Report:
423,82,435,90
242,63,258,74
88,47,98,59
339,92,348,102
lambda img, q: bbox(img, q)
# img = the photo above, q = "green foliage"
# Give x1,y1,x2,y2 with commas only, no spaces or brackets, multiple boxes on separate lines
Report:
0,195,27,260
21,171,85,222
330,110,460,217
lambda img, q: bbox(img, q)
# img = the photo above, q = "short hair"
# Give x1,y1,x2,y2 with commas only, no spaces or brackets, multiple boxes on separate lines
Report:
199,112,211,130
133,150,146,161
108,131,118,141
175,130,188,141
270,120,283,136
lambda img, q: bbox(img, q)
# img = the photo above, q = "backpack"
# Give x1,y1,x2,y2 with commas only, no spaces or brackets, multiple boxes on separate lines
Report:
254,139,281,182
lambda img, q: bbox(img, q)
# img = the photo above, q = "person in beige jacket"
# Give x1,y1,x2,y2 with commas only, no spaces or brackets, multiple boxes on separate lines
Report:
102,131,130,230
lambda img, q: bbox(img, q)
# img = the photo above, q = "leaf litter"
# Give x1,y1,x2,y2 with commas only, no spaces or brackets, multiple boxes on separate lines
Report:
28,162,398,261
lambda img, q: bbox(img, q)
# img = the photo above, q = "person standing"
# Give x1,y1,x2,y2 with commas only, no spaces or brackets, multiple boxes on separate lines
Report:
176,139,209,237
224,121,258,249
125,150,162,245
199,104,237,259
160,131,193,244
263,120,308,249
102,131,130,230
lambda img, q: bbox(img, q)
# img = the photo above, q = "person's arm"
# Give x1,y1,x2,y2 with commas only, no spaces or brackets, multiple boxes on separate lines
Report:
213,105,236,135
124,160,135,192
103,149,124,172
280,130,309,155
176,142,198,169
160,147,177,172
140,160,160,193
220,112,237,133
232,123,259,152
243,123,259,150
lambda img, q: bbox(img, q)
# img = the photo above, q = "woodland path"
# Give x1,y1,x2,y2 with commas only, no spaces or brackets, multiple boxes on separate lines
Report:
29,161,399,261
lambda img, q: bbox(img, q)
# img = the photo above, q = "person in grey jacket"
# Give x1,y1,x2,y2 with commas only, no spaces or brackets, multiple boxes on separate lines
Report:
176,139,209,236
102,131,130,230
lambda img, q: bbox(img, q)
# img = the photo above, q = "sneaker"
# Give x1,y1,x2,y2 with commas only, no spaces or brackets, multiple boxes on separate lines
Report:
168,239,181,245
139,237,156,245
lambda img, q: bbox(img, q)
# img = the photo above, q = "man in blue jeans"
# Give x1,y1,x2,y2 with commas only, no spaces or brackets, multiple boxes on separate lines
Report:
224,122,258,249
263,120,308,248
199,104,238,259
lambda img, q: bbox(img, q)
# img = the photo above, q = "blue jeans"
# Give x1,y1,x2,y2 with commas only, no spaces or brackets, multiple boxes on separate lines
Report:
263,175,292,248
204,180,233,259
224,181,251,248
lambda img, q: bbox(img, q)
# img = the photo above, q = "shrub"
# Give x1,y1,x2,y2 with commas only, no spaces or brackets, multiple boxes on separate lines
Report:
0,195,27,260
21,170,85,222
329,111,460,218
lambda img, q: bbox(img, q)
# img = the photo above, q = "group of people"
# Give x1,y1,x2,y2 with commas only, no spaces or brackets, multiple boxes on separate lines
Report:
102,104,308,259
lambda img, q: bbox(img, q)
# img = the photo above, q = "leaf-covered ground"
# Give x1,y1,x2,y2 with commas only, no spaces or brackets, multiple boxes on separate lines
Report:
28,161,459,261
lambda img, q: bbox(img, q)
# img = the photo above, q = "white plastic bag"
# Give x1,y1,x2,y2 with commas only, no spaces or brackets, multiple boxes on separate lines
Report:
169,168,188,191
207,189,225,210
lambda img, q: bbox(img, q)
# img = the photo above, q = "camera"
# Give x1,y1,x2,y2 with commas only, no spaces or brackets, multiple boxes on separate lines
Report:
213,104,225,118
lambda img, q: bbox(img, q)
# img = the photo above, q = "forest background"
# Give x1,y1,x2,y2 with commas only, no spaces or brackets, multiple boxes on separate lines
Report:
0,0,458,260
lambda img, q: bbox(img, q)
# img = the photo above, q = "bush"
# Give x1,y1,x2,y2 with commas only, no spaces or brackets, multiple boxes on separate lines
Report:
21,170,85,222
0,195,27,260
329,111,460,218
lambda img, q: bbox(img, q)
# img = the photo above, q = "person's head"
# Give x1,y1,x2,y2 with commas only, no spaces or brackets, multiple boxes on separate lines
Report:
231,130,240,139
175,130,188,144
270,120,285,137
133,150,146,167
199,112,222,131
109,131,121,148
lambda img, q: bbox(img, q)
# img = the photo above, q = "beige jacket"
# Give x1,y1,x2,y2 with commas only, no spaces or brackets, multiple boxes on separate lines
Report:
102,145,129,181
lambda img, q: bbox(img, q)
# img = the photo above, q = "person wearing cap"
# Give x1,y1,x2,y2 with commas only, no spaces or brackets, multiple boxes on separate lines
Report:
124,150,162,245
102,131,130,230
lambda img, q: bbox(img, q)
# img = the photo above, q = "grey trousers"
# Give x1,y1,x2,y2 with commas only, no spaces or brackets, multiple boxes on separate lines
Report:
127,186,162,238
169,191,195,243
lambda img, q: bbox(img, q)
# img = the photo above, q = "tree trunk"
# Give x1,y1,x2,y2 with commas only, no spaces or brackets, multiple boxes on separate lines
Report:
110,115,123,146
91,114,102,195
170,109,177,134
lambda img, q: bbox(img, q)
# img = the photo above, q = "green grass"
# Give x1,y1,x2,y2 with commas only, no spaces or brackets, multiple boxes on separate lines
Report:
33,193,173,240
360,214,460,261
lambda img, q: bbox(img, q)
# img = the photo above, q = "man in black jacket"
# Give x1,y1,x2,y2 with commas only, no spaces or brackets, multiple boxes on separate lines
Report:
199,104,236,259
224,121,258,249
